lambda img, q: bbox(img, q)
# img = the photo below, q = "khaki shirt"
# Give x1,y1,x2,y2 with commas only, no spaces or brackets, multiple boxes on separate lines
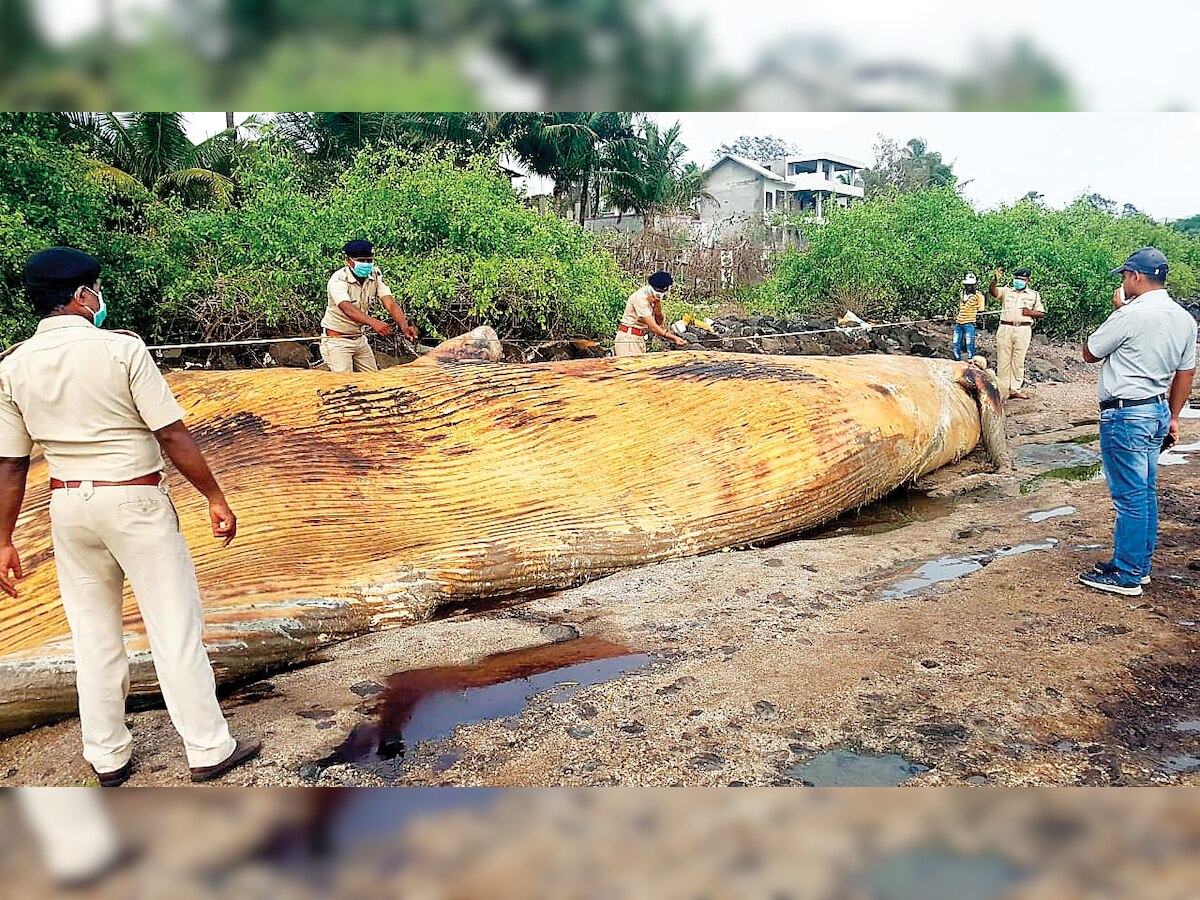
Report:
0,317,183,480
322,267,394,335
995,285,1044,325
619,285,658,329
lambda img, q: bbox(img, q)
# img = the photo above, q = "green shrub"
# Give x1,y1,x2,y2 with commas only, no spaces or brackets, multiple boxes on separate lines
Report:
755,188,1200,339
0,130,631,346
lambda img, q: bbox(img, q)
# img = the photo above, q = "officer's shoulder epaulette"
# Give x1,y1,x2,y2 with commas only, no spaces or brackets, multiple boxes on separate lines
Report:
112,329,144,342
0,340,27,363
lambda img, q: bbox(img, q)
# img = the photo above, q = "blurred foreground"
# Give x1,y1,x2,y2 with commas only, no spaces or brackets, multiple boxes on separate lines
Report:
5,787,1200,898
4,0,1193,110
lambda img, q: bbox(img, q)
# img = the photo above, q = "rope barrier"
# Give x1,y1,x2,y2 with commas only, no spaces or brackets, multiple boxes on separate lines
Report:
145,311,1002,354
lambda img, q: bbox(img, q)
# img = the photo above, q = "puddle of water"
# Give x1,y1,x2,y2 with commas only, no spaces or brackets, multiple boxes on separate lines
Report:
882,540,1058,599
1173,719,1200,734
1180,406,1199,419
1016,442,1099,472
1159,442,1199,467
1161,755,1200,774
1026,506,1077,523
310,637,651,775
860,848,1025,900
784,748,930,786
805,489,956,539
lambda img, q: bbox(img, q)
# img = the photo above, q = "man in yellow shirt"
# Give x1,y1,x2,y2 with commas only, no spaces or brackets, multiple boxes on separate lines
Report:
988,266,1045,400
953,273,986,361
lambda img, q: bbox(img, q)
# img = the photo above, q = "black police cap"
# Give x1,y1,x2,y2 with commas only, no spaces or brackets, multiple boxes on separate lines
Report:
343,239,373,257
25,247,101,292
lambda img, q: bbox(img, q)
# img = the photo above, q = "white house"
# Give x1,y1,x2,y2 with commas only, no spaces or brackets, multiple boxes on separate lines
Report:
699,152,866,244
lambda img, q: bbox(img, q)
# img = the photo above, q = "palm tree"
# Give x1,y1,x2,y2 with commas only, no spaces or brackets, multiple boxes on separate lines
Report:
54,112,254,204
603,118,695,230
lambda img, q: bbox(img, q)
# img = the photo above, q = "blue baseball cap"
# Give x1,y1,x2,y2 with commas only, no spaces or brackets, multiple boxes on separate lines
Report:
1110,246,1168,279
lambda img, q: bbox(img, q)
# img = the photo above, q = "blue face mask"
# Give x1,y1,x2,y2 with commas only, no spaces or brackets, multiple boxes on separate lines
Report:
352,261,375,279
83,287,107,328
1012,278,1027,291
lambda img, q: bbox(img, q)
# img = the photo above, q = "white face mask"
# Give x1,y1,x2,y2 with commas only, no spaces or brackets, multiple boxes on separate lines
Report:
649,287,665,299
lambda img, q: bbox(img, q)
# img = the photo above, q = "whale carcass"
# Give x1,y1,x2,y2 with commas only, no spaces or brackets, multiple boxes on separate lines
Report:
0,328,1006,734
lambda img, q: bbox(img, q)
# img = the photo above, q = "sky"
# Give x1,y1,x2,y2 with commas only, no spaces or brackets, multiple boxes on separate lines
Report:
191,112,1200,221
647,113,1200,220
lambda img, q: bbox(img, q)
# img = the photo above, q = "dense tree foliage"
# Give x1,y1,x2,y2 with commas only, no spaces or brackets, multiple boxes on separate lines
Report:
712,135,800,163
752,188,1200,338
860,136,956,197
0,116,629,345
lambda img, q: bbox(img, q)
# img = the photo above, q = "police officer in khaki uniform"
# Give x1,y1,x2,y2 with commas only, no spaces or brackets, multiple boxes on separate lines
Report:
988,266,1046,400
613,271,687,357
0,248,260,786
321,239,418,372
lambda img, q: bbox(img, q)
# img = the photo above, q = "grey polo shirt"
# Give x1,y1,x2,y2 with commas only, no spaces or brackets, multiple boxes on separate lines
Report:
1086,289,1198,403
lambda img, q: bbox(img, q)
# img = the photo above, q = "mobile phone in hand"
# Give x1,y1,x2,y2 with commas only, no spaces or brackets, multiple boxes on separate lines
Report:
1161,433,1176,452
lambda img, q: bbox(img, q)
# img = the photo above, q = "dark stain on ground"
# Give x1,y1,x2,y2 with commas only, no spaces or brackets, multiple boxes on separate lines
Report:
647,357,823,384
1098,656,1200,780
304,637,650,780
1159,486,1200,527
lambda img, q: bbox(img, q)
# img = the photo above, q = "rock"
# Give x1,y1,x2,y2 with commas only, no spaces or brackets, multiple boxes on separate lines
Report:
540,623,580,643
298,708,334,720
754,700,777,719
567,726,594,740
915,722,968,741
618,721,645,734
656,676,697,696
691,752,724,771
350,681,385,697
373,350,412,369
266,341,313,368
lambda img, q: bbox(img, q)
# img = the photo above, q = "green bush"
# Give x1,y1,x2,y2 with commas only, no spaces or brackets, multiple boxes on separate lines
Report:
0,130,631,346
755,188,1200,339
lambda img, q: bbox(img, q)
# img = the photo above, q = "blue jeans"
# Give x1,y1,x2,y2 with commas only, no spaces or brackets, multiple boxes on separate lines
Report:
1099,402,1170,580
952,323,976,361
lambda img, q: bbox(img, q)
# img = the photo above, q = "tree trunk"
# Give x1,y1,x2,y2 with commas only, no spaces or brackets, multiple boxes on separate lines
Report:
578,170,589,225
225,112,236,131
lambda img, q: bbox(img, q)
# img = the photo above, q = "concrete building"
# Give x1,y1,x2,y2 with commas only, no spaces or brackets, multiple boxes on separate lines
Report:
699,152,866,245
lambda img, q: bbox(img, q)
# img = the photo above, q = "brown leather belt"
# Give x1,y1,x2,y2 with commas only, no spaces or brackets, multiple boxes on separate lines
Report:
1000,321,1031,327
617,324,647,337
324,328,363,338
51,473,163,490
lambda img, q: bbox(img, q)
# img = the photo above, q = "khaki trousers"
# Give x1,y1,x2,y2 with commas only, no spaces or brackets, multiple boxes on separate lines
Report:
995,324,1033,398
16,788,121,883
320,334,378,373
49,481,236,772
613,331,647,357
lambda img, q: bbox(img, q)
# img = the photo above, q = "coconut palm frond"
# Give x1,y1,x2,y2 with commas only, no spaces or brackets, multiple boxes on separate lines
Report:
82,159,149,199
155,168,236,206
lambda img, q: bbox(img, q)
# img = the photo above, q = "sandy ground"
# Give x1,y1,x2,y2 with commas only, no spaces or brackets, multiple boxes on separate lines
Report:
1,335,1197,788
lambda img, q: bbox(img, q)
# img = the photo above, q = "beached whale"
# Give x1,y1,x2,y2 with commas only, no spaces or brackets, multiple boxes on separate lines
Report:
0,328,1006,734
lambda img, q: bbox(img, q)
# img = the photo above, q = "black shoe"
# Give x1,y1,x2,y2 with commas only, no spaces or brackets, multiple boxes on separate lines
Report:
189,739,261,783
93,759,133,788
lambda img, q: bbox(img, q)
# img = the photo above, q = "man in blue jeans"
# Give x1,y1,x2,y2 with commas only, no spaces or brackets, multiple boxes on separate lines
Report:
1079,247,1197,596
